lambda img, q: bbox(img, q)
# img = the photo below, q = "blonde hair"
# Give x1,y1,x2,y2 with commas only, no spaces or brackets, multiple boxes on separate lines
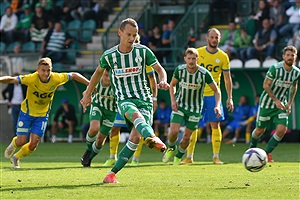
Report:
38,57,52,68
185,47,199,57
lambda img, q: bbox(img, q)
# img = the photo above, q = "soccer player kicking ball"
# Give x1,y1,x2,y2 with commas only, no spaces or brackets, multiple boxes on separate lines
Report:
162,47,222,165
102,34,159,167
80,18,169,184
80,69,118,167
1,57,90,168
250,45,300,162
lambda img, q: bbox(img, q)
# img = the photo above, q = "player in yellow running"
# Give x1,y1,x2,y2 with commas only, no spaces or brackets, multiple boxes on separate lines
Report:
181,28,234,165
1,57,90,168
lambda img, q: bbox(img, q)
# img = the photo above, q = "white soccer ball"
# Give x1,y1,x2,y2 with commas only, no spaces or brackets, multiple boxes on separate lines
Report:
242,148,267,172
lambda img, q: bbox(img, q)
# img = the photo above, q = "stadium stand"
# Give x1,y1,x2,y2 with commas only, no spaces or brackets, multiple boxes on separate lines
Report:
262,58,278,68
80,19,97,43
35,42,42,52
66,19,81,40
236,0,252,16
21,41,36,53
230,59,243,68
0,1,10,16
0,42,6,54
6,42,21,53
230,59,243,69
244,58,261,68
65,41,79,64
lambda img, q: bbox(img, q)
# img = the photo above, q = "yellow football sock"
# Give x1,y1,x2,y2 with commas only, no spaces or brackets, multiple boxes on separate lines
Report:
212,127,222,155
110,132,120,157
197,128,203,139
187,129,199,155
12,136,18,148
15,143,34,159
133,137,144,158
154,131,159,137
245,132,251,142
247,116,255,123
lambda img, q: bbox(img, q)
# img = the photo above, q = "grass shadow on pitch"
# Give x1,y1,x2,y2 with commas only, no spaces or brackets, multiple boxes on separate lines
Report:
2,166,85,171
1,182,125,193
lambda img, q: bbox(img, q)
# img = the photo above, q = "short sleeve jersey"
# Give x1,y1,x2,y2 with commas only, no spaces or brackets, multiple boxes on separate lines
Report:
173,64,214,113
18,72,69,117
197,46,230,96
260,61,300,109
99,43,158,103
93,80,117,112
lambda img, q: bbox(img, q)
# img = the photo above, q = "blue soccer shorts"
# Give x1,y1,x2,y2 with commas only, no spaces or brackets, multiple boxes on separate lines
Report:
16,111,48,137
201,95,225,122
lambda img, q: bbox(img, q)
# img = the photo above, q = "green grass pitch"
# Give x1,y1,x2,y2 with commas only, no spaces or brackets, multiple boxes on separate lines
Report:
1,142,299,199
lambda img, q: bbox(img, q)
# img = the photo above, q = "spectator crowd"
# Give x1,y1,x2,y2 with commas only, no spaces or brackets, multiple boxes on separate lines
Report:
0,0,299,68
0,0,115,65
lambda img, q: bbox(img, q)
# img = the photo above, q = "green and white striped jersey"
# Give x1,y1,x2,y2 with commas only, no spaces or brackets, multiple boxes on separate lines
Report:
92,80,117,112
173,64,215,113
99,43,158,102
260,61,300,109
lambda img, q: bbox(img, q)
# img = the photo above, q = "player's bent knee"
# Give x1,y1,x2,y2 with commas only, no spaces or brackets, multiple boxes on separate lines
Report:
15,140,26,147
255,127,265,136
129,135,141,144
29,143,38,151
124,106,140,121
276,125,287,137
96,134,107,146
130,112,143,121
182,133,192,142
89,128,99,135
110,131,119,137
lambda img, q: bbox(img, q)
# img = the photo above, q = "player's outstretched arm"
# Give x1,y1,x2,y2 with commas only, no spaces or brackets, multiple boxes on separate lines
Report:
0,76,19,84
69,72,90,86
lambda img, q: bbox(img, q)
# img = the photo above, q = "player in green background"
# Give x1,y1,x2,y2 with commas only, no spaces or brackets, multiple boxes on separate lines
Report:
80,18,169,184
162,47,222,165
80,69,118,167
250,45,300,162
101,34,159,167
182,28,234,165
